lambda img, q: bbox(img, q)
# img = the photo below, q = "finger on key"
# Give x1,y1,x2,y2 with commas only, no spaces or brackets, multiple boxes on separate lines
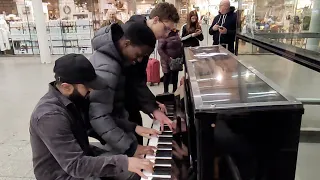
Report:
160,121,164,132
136,170,147,179
152,129,161,135
143,134,151,139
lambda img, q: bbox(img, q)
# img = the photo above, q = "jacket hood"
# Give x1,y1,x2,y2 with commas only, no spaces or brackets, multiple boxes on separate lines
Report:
219,6,236,15
91,24,124,64
128,15,147,24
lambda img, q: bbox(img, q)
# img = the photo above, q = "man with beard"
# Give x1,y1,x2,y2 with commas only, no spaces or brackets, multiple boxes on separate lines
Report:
29,54,153,180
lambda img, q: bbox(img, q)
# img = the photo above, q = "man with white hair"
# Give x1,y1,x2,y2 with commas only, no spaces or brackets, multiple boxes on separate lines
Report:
101,10,124,27
209,0,237,53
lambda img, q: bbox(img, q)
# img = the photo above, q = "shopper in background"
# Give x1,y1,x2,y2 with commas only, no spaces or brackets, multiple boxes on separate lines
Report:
209,0,237,53
101,10,124,27
89,23,159,164
158,29,183,94
29,54,153,180
181,10,204,47
122,2,180,144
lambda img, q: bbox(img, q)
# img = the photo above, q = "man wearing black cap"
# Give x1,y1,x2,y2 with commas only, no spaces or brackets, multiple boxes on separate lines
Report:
29,54,153,180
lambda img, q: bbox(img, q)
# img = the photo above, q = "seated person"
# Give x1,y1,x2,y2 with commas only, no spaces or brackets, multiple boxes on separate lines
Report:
29,54,153,180
89,23,158,156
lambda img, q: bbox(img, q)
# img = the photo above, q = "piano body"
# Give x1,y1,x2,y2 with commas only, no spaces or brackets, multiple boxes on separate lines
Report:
142,45,304,180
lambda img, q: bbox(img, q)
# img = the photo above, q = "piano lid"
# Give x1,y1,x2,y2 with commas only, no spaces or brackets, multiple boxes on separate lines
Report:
184,45,300,111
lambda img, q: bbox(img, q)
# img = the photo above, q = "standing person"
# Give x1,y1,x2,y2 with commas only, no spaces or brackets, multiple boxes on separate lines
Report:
101,10,124,27
89,23,159,158
209,0,237,53
181,10,204,47
29,54,154,180
158,29,183,94
123,2,180,144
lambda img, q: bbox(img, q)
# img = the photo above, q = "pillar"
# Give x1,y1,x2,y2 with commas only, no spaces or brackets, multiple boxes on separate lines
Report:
306,0,320,51
32,0,51,63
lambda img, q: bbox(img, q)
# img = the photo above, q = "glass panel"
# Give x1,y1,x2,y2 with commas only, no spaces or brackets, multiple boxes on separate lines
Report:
187,46,286,105
238,0,320,58
7,0,38,55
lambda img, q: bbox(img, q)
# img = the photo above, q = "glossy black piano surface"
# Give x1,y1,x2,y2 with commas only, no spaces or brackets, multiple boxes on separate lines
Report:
184,45,299,110
182,45,304,180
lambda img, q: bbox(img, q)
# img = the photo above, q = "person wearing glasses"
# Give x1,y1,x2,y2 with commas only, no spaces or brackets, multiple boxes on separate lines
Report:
122,2,180,145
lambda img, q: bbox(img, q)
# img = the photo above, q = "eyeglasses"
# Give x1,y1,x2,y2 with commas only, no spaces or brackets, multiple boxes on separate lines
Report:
160,21,172,33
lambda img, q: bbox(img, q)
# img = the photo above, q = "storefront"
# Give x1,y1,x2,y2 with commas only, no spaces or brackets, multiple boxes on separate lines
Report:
238,0,319,54
0,0,134,56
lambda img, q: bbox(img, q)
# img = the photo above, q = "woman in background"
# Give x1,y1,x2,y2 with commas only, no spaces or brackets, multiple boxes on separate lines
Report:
158,29,183,94
181,10,204,47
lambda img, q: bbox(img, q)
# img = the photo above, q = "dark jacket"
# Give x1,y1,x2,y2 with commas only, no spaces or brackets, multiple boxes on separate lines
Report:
209,6,237,46
89,23,138,156
122,15,158,115
181,24,204,47
30,83,128,180
158,31,183,73
101,19,124,28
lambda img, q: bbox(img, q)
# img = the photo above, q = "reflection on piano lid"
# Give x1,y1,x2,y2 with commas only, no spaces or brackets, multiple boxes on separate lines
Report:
184,45,300,110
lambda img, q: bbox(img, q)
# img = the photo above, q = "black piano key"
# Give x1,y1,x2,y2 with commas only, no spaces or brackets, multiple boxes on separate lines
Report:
153,166,171,176
160,131,172,136
163,126,171,132
156,150,172,157
158,136,172,143
157,144,172,149
155,159,171,165
167,112,174,116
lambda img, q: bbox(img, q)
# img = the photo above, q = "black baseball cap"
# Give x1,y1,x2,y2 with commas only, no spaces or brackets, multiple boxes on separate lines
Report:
53,54,105,90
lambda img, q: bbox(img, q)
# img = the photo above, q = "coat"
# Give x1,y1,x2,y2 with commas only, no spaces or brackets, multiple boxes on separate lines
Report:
157,31,183,73
209,6,237,46
89,23,138,156
122,15,158,115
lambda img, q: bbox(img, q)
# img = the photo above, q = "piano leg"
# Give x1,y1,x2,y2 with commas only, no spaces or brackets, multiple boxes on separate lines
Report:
195,113,216,180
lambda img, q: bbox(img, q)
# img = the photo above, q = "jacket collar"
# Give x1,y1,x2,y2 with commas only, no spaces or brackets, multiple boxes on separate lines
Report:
48,81,73,107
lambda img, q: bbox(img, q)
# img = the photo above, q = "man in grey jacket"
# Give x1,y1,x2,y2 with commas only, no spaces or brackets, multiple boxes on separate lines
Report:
89,23,159,157
30,54,153,180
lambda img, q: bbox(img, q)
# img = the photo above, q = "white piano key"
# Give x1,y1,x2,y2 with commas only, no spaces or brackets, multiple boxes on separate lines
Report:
152,120,161,131
158,135,172,138
142,120,172,180
148,136,158,147
154,164,171,167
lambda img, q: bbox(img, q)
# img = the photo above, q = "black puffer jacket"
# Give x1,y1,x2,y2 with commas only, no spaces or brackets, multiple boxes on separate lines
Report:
89,23,138,156
122,15,158,115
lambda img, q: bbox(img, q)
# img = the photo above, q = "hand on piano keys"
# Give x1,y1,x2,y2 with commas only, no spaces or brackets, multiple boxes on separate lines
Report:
135,125,161,139
153,109,174,132
128,157,154,179
141,120,173,180
134,145,157,157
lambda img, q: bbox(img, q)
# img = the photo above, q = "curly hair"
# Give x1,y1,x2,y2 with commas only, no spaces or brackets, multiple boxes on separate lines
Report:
149,2,180,23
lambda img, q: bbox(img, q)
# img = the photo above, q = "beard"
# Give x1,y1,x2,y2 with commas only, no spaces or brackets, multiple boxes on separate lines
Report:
69,87,90,111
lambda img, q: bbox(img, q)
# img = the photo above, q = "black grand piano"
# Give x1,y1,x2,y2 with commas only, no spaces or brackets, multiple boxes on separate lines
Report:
142,45,304,180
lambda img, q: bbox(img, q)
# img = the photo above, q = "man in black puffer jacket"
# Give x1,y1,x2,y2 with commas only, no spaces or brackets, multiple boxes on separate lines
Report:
89,23,159,158
209,0,237,53
122,3,180,144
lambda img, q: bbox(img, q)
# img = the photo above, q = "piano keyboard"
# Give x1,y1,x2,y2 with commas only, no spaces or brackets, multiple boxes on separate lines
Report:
141,104,175,180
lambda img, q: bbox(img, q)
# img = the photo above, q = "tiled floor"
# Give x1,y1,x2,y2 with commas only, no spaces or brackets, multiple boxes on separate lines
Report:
0,53,319,180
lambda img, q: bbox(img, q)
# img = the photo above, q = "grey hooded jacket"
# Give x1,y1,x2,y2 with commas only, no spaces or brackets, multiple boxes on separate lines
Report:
89,24,138,156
